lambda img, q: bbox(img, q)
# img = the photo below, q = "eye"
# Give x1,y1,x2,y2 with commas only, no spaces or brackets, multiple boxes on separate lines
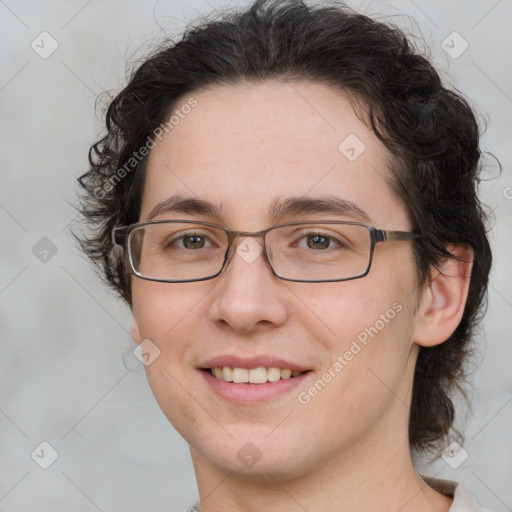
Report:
296,232,344,250
168,232,214,250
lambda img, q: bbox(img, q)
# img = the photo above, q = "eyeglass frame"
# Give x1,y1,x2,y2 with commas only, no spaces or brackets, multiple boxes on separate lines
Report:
112,219,422,284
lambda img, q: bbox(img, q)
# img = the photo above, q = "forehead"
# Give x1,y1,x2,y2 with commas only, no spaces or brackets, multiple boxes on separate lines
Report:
141,80,408,229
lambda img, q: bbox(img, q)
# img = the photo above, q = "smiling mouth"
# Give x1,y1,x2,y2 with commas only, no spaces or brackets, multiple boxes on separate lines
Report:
206,366,307,384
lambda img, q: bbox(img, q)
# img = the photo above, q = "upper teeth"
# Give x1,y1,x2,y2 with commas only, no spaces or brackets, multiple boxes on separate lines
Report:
210,366,303,384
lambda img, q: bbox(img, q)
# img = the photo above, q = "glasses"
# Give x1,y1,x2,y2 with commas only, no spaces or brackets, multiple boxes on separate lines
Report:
112,220,421,283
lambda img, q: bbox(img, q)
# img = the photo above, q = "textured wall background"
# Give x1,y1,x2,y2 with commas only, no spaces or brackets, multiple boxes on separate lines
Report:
1,0,511,511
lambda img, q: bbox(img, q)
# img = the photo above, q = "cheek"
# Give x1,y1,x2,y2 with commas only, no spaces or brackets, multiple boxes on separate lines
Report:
294,269,412,348
131,280,210,426
292,287,416,446
131,279,208,342
143,361,207,444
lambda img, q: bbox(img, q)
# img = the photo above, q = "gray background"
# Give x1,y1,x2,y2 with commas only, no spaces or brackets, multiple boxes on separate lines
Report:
1,0,511,511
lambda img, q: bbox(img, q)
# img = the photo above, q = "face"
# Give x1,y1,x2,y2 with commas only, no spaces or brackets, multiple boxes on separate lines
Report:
131,80,422,480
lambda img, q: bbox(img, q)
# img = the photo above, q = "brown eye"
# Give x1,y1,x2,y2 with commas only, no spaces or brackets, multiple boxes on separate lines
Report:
306,235,331,250
181,235,206,249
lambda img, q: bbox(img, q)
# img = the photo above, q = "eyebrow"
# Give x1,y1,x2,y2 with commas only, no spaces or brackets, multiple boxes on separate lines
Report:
146,194,371,224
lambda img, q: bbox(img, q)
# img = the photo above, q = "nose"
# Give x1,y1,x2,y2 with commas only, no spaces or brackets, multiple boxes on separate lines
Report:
208,237,288,333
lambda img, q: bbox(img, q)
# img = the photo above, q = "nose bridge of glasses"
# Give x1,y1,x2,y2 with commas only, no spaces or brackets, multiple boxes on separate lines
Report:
217,227,279,279
226,226,269,239
224,226,270,253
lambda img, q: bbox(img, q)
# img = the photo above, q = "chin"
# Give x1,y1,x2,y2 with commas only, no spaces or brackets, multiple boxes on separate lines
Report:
190,427,322,482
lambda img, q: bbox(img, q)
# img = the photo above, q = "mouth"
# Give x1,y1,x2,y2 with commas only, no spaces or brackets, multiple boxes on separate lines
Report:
205,366,306,384
199,356,312,403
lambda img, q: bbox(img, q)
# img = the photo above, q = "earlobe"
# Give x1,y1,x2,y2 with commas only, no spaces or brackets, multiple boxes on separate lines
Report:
413,244,474,348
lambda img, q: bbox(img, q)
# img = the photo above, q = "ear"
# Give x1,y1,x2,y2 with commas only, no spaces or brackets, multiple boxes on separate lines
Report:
131,317,142,343
413,244,474,348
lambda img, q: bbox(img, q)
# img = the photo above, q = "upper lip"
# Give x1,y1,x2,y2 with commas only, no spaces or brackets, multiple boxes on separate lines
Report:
201,355,310,372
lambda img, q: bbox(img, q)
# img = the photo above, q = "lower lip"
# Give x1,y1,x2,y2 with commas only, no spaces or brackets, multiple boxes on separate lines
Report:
200,370,310,404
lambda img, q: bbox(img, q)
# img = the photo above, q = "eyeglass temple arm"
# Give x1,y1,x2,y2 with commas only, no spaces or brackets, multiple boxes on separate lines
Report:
376,229,421,242
112,227,129,247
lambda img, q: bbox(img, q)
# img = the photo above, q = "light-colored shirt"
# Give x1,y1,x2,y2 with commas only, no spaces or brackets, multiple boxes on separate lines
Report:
426,476,495,512
188,476,496,511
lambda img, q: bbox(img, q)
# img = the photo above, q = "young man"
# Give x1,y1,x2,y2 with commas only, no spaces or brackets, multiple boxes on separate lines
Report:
77,1,493,510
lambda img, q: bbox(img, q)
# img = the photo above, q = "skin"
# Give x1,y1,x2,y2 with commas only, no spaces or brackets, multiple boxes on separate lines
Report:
130,80,473,512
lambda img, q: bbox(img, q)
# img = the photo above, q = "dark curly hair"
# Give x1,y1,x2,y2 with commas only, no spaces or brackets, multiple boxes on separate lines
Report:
75,0,492,454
